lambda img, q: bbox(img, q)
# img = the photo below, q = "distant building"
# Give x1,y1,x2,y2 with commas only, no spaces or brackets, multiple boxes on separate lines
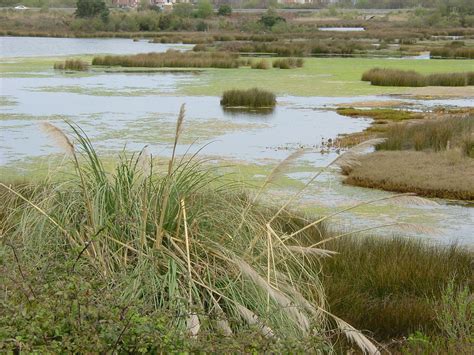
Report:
112,0,140,7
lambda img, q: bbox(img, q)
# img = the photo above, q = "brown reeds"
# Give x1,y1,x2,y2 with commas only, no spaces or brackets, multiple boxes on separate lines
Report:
53,59,89,71
362,68,474,87
92,50,240,69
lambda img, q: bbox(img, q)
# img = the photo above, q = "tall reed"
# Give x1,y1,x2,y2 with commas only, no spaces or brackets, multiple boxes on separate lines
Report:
362,68,474,87
92,50,240,69
53,59,89,71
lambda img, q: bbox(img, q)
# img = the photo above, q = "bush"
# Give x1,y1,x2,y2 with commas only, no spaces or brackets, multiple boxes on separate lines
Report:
220,88,276,108
272,58,304,69
218,4,232,16
53,59,88,71
250,59,270,70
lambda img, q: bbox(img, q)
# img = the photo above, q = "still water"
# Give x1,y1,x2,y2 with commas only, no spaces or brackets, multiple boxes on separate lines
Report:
1,37,473,246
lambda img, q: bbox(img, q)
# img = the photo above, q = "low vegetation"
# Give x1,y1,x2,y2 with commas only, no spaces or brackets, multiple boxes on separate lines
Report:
342,112,474,199
324,237,473,342
362,68,474,87
272,58,304,69
220,88,276,108
92,50,240,69
376,114,474,155
430,47,474,59
1,118,472,352
250,59,270,70
337,107,423,121
53,59,89,71
343,150,474,200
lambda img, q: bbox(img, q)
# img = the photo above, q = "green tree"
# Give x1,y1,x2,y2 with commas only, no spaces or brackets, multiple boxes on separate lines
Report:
259,8,285,28
173,3,194,18
196,0,213,19
75,0,109,21
218,4,232,16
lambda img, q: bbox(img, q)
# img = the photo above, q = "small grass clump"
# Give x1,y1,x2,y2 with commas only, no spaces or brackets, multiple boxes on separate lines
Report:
250,59,271,70
362,68,474,87
337,107,423,121
92,50,240,69
53,59,88,71
272,58,304,69
220,88,276,108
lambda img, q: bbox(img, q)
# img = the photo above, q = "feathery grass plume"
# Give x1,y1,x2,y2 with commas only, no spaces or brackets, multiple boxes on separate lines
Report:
236,304,275,338
156,104,186,248
235,258,311,334
39,122,74,156
286,245,337,258
334,138,386,171
187,313,200,338
330,313,380,355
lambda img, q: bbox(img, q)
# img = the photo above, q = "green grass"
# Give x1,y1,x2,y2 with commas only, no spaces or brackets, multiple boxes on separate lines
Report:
3,56,474,96
182,58,474,97
336,107,423,121
323,237,473,341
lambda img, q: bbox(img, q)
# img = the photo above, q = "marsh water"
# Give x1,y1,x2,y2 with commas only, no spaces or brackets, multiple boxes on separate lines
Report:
1,36,473,246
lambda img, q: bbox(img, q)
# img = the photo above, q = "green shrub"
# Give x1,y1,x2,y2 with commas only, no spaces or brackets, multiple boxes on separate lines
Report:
220,88,276,108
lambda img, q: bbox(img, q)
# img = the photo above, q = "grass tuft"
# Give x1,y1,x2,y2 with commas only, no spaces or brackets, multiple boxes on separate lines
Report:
53,59,88,71
220,88,276,108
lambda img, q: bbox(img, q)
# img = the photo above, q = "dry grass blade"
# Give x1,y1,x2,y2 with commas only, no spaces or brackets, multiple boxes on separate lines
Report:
187,313,200,338
137,147,151,177
235,304,275,338
286,245,338,258
235,258,310,334
264,149,306,189
39,122,74,156
335,138,386,170
330,313,380,355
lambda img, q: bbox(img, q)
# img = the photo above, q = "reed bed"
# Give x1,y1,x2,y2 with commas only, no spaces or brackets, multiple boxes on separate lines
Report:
272,58,304,69
377,114,474,154
430,47,474,59
362,68,474,87
220,88,276,108
53,59,89,71
92,50,240,69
